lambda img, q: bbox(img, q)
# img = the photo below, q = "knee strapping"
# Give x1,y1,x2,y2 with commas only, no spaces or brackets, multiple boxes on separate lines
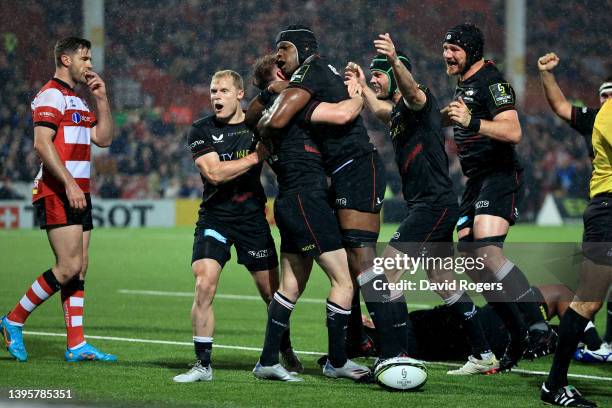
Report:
341,229,379,249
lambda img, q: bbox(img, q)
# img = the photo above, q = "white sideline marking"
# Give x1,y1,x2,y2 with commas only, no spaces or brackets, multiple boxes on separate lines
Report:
117,289,432,309
21,331,612,382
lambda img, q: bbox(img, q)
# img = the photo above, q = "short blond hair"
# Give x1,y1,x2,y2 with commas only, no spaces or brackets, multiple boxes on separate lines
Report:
211,70,244,90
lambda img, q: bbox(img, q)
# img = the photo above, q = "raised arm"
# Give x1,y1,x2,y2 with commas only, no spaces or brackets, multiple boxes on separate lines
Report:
374,33,426,111
86,71,114,148
538,52,571,121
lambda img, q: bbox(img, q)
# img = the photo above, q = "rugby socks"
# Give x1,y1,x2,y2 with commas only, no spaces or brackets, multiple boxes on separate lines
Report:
494,262,549,330
604,301,612,343
358,269,403,358
389,291,418,356
445,291,492,359
546,307,589,390
346,286,366,346
6,269,61,326
61,279,86,350
260,292,294,366
194,336,213,367
280,328,292,352
582,321,602,351
326,300,350,368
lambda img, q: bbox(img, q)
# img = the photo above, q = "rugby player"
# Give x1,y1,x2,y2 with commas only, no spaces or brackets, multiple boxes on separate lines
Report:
173,70,300,383
247,57,370,382
0,37,116,362
538,52,612,363
262,25,422,364
541,100,612,407
344,33,499,374
441,23,556,371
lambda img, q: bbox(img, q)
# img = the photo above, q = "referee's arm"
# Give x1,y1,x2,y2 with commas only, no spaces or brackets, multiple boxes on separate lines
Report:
538,52,572,121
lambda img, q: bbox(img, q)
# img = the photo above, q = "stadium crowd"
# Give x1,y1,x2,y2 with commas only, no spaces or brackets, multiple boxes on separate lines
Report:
0,0,609,219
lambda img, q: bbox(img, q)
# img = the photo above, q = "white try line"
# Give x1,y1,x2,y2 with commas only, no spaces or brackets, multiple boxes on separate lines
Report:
117,289,432,309
21,331,612,383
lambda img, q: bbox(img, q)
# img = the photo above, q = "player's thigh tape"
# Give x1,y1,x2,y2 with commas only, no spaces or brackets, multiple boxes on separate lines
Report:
473,234,507,249
457,233,474,253
341,229,379,248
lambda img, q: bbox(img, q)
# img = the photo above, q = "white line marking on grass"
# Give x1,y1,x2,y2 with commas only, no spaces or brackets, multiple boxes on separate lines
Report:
118,289,431,309
22,331,612,382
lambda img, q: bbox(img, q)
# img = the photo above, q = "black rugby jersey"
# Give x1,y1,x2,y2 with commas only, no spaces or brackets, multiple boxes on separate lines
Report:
263,98,328,196
288,55,375,172
569,105,598,159
390,87,456,206
187,114,266,222
452,61,522,178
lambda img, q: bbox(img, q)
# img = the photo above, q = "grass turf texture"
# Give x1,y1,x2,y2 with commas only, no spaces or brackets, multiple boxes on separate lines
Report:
0,225,610,407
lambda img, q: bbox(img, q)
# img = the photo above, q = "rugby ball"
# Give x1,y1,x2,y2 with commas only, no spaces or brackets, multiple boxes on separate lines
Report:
374,357,427,391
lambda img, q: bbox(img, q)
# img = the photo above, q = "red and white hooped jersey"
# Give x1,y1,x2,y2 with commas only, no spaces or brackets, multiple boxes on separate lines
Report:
31,78,97,202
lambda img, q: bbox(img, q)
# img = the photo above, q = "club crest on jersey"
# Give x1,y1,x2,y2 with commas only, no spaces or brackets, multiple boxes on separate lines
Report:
71,112,82,124
69,98,77,108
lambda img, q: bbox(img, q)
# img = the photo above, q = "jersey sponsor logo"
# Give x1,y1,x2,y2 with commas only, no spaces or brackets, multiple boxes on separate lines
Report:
475,200,490,209
336,197,347,207
290,64,310,83
189,139,207,149
301,243,316,252
212,133,224,143
376,197,383,206
488,83,514,106
39,111,56,118
248,249,273,258
72,112,82,124
464,88,476,97
582,107,588,114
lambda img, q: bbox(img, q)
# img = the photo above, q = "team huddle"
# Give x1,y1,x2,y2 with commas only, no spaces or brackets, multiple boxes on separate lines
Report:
2,22,611,407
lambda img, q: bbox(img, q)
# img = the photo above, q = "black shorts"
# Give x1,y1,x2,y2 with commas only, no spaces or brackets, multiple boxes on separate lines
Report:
192,214,278,272
33,193,93,231
582,194,612,265
330,152,386,213
456,169,523,232
274,190,343,257
389,204,458,257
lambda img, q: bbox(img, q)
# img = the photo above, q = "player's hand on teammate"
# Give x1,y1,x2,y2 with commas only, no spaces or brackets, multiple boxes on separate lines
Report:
537,52,560,72
345,80,363,98
267,80,289,94
345,62,367,88
373,33,398,62
85,71,107,99
447,97,472,128
255,141,270,162
65,179,87,210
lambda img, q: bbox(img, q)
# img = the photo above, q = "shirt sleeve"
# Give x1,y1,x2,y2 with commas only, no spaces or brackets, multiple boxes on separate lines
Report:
569,105,598,136
31,88,65,131
483,81,516,117
287,61,326,97
187,126,215,160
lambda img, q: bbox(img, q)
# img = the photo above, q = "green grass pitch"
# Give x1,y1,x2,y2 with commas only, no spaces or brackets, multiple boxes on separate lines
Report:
0,224,610,407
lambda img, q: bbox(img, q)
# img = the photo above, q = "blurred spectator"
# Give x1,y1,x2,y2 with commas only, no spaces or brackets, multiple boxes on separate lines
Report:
0,0,609,222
